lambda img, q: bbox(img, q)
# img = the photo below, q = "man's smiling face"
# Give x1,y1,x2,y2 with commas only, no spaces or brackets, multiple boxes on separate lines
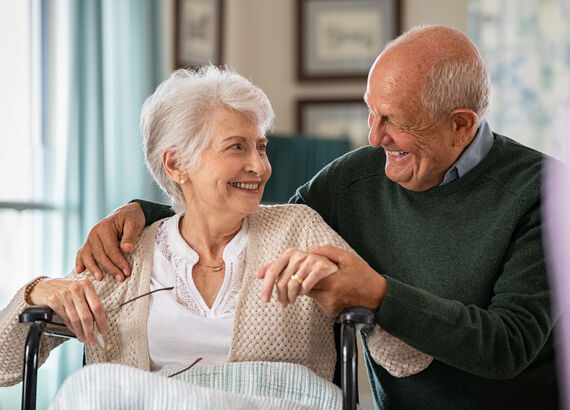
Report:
365,45,466,192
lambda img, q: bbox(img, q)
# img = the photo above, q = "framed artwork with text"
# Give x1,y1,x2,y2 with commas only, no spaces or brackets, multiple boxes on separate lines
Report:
297,0,400,80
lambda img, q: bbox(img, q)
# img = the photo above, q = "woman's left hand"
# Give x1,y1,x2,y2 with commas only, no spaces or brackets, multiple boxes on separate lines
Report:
256,247,338,308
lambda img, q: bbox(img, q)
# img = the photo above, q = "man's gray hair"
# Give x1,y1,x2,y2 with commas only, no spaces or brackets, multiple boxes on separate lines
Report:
140,65,274,213
421,52,490,127
386,25,491,127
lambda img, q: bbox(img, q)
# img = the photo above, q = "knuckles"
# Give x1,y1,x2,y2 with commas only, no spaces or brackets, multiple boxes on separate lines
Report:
78,312,93,323
45,293,59,306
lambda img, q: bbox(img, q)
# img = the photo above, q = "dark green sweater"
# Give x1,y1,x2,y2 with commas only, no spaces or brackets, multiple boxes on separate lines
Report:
290,134,558,409
139,134,558,409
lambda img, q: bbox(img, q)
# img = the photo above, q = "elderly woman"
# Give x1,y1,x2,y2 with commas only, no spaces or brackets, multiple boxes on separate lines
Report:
0,67,430,392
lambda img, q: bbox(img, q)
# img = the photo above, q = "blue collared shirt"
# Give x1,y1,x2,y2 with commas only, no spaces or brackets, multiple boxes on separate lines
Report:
440,119,494,185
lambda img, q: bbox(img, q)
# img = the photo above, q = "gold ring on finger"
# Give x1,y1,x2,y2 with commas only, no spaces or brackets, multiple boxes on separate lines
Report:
290,274,304,284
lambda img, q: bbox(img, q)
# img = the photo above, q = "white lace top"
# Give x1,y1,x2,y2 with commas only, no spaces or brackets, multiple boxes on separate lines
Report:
147,214,248,371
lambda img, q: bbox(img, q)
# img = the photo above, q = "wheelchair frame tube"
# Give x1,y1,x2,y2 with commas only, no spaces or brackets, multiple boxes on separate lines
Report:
21,320,46,410
341,320,359,410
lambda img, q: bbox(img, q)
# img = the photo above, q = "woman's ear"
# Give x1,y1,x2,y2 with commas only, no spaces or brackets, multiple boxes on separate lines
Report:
162,149,185,184
450,109,478,147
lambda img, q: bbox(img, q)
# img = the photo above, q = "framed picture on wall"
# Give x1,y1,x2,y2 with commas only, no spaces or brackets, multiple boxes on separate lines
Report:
297,98,370,148
297,0,400,80
175,0,224,68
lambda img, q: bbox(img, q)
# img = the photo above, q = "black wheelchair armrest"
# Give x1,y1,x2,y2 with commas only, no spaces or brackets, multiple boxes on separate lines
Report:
19,306,54,324
19,306,75,339
19,306,76,410
338,307,375,410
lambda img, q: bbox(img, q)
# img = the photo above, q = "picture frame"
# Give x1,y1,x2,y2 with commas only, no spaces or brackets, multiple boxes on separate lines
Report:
174,0,224,68
297,0,400,80
297,98,370,148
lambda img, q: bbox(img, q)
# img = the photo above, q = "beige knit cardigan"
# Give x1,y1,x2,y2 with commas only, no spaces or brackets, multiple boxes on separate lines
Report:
0,204,431,387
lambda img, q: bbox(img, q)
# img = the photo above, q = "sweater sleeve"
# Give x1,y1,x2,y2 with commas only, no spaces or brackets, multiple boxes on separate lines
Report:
306,211,433,377
131,199,174,227
0,278,67,386
376,200,552,379
0,264,132,386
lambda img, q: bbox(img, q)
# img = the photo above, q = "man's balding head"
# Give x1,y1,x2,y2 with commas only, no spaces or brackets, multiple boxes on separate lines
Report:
372,25,490,125
364,25,490,192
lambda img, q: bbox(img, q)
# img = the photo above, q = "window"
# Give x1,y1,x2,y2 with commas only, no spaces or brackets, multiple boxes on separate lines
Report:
0,2,78,407
0,1,64,303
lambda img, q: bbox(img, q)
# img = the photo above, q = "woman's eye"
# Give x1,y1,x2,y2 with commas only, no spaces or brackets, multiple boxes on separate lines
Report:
258,144,267,152
230,144,242,150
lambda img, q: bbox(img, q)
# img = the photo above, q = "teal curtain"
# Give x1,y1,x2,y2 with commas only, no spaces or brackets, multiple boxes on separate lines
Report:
468,0,570,157
0,1,167,408
64,0,167,253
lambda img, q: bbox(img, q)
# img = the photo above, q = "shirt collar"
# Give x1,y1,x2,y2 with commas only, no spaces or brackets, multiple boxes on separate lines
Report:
440,119,494,185
165,213,249,265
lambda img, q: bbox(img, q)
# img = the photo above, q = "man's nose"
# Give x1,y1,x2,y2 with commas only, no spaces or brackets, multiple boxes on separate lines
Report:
368,124,391,147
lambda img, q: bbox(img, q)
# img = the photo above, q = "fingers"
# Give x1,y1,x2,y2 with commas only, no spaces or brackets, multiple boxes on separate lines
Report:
255,264,269,279
119,215,143,255
297,257,338,295
75,253,86,276
259,249,338,308
76,226,123,281
281,254,338,304
274,253,310,306
82,280,108,336
76,242,103,281
75,203,144,281
30,278,107,347
309,244,347,264
259,255,291,303
95,229,128,281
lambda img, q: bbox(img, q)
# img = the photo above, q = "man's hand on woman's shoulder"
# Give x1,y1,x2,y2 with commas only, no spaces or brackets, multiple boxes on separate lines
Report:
75,202,146,281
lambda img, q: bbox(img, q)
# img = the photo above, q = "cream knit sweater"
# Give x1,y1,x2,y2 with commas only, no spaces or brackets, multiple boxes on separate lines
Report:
0,204,431,386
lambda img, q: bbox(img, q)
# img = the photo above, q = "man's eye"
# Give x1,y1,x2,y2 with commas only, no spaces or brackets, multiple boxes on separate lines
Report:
258,144,267,152
230,144,242,149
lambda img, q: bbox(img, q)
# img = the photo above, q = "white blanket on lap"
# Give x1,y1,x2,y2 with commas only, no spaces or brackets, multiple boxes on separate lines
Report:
49,361,342,410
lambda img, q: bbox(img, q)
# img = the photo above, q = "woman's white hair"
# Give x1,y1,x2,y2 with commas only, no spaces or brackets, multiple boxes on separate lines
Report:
140,65,274,213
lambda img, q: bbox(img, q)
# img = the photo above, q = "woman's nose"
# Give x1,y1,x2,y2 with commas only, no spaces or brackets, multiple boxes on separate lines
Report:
247,151,267,175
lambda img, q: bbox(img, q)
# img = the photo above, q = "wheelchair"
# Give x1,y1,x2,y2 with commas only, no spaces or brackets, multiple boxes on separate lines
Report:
19,306,375,410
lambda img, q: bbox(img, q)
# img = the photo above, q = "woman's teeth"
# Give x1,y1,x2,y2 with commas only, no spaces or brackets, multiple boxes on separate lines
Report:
231,182,258,190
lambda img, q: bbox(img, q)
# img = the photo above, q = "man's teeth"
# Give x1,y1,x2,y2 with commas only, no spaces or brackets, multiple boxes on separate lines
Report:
231,182,258,190
386,150,408,157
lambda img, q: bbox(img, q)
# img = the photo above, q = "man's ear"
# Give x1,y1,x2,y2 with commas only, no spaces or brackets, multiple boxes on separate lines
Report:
162,148,184,183
450,109,478,147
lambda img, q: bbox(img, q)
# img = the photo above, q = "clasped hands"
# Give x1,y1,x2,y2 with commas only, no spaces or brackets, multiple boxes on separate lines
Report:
256,245,386,316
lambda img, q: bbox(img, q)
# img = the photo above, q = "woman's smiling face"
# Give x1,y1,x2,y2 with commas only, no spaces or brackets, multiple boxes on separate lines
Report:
183,108,271,219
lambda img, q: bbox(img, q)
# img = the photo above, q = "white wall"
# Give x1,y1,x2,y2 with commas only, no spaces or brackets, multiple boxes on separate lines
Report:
165,0,468,134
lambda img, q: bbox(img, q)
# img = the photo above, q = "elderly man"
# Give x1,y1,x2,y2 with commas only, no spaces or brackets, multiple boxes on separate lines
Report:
76,26,558,409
